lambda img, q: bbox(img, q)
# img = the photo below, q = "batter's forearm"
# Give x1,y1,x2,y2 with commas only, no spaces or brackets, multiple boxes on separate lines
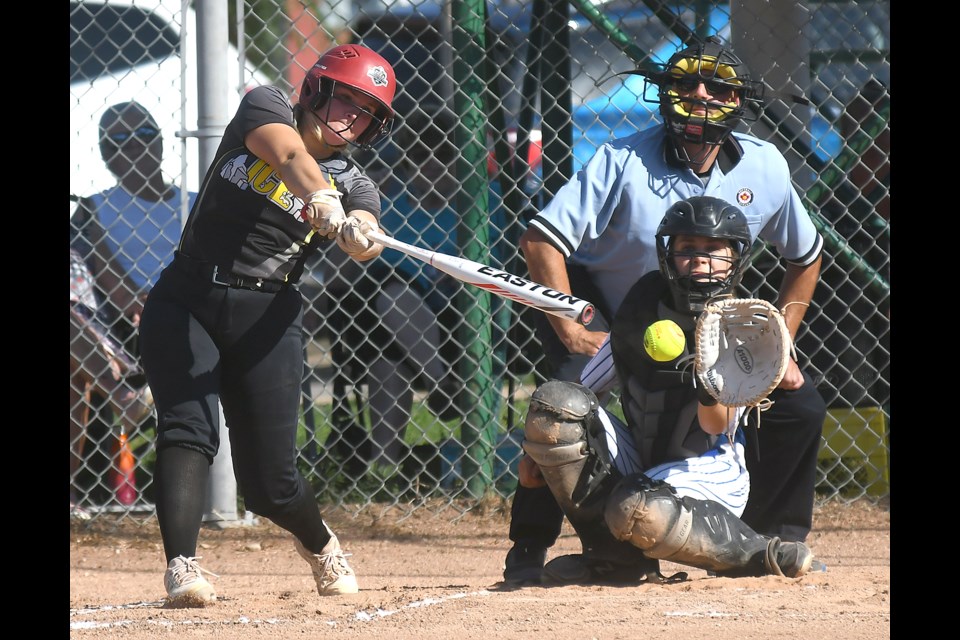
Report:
245,123,334,198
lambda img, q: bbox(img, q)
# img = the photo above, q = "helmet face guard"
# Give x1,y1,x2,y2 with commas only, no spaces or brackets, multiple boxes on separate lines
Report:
309,79,395,149
299,45,397,150
655,196,753,314
634,37,764,154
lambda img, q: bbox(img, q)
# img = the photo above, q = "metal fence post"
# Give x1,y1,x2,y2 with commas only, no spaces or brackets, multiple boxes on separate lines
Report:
195,0,241,527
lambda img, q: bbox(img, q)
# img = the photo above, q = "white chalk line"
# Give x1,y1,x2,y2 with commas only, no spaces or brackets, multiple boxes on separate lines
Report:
70,601,297,631
70,616,294,631
355,589,492,621
70,589,493,630
71,600,166,615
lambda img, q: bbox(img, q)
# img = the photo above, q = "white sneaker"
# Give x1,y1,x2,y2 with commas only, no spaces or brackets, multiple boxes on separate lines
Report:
294,526,359,595
164,555,218,606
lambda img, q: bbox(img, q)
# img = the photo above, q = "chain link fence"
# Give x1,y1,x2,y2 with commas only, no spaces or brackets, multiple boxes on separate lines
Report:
70,0,890,524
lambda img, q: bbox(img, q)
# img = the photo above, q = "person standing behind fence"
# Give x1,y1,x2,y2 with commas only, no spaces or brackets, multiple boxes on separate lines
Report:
74,101,197,354
503,35,827,585
332,105,507,482
70,102,193,511
70,233,153,521
138,44,397,606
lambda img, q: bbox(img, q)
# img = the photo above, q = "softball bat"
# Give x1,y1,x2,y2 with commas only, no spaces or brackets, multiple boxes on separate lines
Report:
364,229,596,326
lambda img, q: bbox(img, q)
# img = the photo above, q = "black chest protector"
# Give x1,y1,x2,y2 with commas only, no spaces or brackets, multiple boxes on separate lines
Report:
610,272,716,469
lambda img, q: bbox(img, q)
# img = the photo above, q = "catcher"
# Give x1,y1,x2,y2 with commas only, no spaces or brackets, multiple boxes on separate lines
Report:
519,196,823,582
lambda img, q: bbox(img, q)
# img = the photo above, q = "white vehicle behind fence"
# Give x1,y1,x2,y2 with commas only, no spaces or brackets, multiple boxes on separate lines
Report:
70,0,268,200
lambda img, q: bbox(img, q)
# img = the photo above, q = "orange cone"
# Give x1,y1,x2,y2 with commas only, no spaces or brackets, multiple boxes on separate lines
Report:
111,432,137,505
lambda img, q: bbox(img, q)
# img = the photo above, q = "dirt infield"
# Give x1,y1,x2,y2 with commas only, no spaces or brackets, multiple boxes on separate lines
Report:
69,498,890,639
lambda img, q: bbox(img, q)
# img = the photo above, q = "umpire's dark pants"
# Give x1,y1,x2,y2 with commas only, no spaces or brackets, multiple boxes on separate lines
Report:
508,267,826,547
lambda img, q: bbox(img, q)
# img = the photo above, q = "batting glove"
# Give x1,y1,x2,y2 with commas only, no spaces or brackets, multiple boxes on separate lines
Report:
300,188,346,239
336,216,379,256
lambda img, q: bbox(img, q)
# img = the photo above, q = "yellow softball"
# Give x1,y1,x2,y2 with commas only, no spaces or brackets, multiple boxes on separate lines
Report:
643,319,686,362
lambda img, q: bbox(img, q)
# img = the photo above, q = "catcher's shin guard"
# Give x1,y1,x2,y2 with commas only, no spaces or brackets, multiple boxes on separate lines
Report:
522,380,609,517
604,474,814,576
523,381,647,565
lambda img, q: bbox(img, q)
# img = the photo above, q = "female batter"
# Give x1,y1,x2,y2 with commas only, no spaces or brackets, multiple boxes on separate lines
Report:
139,45,396,606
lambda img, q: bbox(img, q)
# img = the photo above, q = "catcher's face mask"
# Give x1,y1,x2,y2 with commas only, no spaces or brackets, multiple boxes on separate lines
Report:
655,195,754,315
672,236,737,282
667,238,742,313
622,36,763,165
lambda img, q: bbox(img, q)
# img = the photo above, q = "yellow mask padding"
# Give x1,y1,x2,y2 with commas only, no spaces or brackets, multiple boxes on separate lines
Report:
666,57,741,121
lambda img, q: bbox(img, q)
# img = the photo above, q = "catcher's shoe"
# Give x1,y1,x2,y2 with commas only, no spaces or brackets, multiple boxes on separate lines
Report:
502,542,548,585
164,555,217,607
763,537,826,577
713,537,825,578
294,526,359,595
541,554,683,586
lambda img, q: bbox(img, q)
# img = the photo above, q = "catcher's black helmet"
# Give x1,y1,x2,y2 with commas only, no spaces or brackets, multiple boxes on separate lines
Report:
656,195,753,314
625,36,764,155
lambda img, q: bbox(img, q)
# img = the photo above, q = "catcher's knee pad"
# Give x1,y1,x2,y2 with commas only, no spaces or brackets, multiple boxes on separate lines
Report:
522,380,605,517
605,474,771,573
604,474,690,557
523,380,598,446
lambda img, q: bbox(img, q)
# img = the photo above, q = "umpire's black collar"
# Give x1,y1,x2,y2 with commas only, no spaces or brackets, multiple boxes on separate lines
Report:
665,135,744,176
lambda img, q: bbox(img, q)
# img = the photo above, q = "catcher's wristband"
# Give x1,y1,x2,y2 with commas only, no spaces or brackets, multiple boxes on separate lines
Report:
697,383,718,407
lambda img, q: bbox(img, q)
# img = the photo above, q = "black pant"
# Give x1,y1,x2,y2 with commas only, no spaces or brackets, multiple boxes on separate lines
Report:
737,375,825,541
140,259,309,517
509,265,608,546
508,267,825,547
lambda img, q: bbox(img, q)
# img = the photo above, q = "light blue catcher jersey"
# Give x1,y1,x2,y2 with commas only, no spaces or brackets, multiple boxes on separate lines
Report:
527,126,823,316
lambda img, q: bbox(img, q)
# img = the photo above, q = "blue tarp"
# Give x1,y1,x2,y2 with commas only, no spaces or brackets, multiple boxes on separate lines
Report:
571,74,660,170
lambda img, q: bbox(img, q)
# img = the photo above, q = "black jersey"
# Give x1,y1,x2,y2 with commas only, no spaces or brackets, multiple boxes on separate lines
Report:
177,85,381,283
610,271,714,469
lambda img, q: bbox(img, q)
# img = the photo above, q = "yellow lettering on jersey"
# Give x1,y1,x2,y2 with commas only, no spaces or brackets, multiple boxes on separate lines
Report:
247,159,297,213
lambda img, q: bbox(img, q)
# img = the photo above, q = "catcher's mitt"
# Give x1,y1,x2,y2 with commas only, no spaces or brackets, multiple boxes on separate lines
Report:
694,298,793,407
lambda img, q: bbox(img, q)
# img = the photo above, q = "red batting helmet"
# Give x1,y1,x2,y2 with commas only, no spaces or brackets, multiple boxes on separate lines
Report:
299,44,397,149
